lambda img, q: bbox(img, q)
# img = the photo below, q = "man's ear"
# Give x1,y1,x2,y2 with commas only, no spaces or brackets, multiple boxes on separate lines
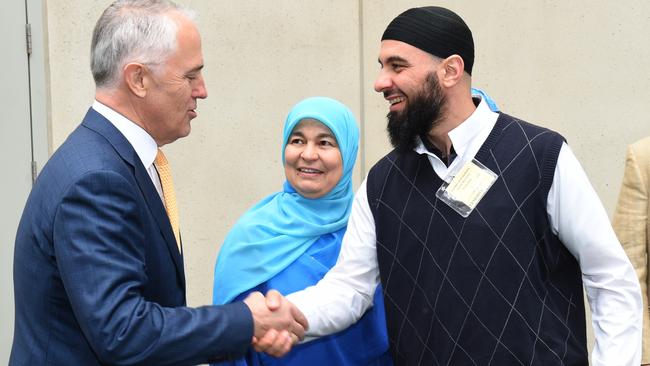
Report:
440,55,465,88
123,62,148,98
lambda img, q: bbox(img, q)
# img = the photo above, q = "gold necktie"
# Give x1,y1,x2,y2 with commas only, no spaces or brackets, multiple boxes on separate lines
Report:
155,149,181,249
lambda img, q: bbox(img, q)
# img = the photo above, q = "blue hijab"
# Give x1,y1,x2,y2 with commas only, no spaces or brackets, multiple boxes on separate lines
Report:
213,97,359,304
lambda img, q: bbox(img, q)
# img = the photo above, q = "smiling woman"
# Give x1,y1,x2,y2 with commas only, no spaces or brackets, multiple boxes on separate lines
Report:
283,119,343,199
212,97,393,366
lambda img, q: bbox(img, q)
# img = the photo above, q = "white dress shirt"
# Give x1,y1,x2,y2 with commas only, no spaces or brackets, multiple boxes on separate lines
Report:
92,100,164,202
288,98,643,365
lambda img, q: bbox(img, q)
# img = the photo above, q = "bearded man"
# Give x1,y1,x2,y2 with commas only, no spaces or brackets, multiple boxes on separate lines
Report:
288,6,642,365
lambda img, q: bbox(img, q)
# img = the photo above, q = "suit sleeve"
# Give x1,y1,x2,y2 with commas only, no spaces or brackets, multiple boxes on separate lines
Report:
612,145,650,364
53,170,253,365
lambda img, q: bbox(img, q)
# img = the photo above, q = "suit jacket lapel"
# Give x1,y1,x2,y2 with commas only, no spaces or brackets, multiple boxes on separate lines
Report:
81,108,187,289
132,159,187,289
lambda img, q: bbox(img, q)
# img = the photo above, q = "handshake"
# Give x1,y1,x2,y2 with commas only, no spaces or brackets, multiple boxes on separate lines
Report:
243,290,309,357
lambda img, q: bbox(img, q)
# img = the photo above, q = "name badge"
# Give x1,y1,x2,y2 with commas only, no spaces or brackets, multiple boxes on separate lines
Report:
436,159,498,217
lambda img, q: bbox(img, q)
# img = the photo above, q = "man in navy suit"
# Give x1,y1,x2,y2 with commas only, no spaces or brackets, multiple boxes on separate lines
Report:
10,1,306,365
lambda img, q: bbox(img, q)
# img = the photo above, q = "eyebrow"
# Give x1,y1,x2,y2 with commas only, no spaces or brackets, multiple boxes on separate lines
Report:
187,64,204,73
378,55,409,66
290,130,336,140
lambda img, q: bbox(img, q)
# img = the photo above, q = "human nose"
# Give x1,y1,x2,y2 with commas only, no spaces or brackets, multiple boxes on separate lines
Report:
193,74,208,99
374,69,391,93
300,143,318,161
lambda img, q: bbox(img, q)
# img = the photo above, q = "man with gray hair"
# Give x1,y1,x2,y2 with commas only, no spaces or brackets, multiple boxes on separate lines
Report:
10,1,306,365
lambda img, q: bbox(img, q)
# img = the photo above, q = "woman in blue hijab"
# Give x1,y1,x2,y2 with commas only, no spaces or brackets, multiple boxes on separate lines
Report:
213,97,393,365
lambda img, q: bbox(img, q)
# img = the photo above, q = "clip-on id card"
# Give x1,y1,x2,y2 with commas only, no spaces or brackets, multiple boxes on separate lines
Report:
436,159,498,217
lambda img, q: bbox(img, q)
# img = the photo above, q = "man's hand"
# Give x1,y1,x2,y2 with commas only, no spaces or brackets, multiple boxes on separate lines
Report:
243,290,309,357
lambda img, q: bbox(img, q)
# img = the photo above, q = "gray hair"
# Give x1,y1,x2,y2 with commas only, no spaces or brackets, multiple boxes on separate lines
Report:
90,0,196,88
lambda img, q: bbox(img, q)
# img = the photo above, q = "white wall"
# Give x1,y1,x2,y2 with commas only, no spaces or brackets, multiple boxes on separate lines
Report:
360,0,650,212
45,0,366,307
5,0,649,360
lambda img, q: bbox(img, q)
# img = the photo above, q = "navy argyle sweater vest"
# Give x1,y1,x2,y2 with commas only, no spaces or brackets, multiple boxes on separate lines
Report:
367,113,588,365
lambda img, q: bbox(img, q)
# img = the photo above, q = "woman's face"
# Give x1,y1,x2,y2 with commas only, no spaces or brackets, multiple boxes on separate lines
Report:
284,118,343,199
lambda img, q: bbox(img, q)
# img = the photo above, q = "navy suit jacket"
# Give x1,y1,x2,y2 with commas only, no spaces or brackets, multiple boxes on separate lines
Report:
11,108,253,365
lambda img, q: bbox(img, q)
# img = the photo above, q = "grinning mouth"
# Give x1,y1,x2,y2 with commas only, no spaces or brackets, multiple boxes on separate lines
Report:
298,167,322,174
389,96,405,105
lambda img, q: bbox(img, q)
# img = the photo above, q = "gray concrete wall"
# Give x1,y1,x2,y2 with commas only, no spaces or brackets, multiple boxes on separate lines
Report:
5,0,650,361
46,0,366,307
361,0,650,206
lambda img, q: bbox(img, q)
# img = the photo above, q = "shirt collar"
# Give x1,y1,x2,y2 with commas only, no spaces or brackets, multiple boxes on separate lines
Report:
92,100,158,169
414,95,498,158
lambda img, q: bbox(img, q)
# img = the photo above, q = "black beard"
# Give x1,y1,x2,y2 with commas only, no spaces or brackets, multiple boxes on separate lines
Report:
386,73,446,152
